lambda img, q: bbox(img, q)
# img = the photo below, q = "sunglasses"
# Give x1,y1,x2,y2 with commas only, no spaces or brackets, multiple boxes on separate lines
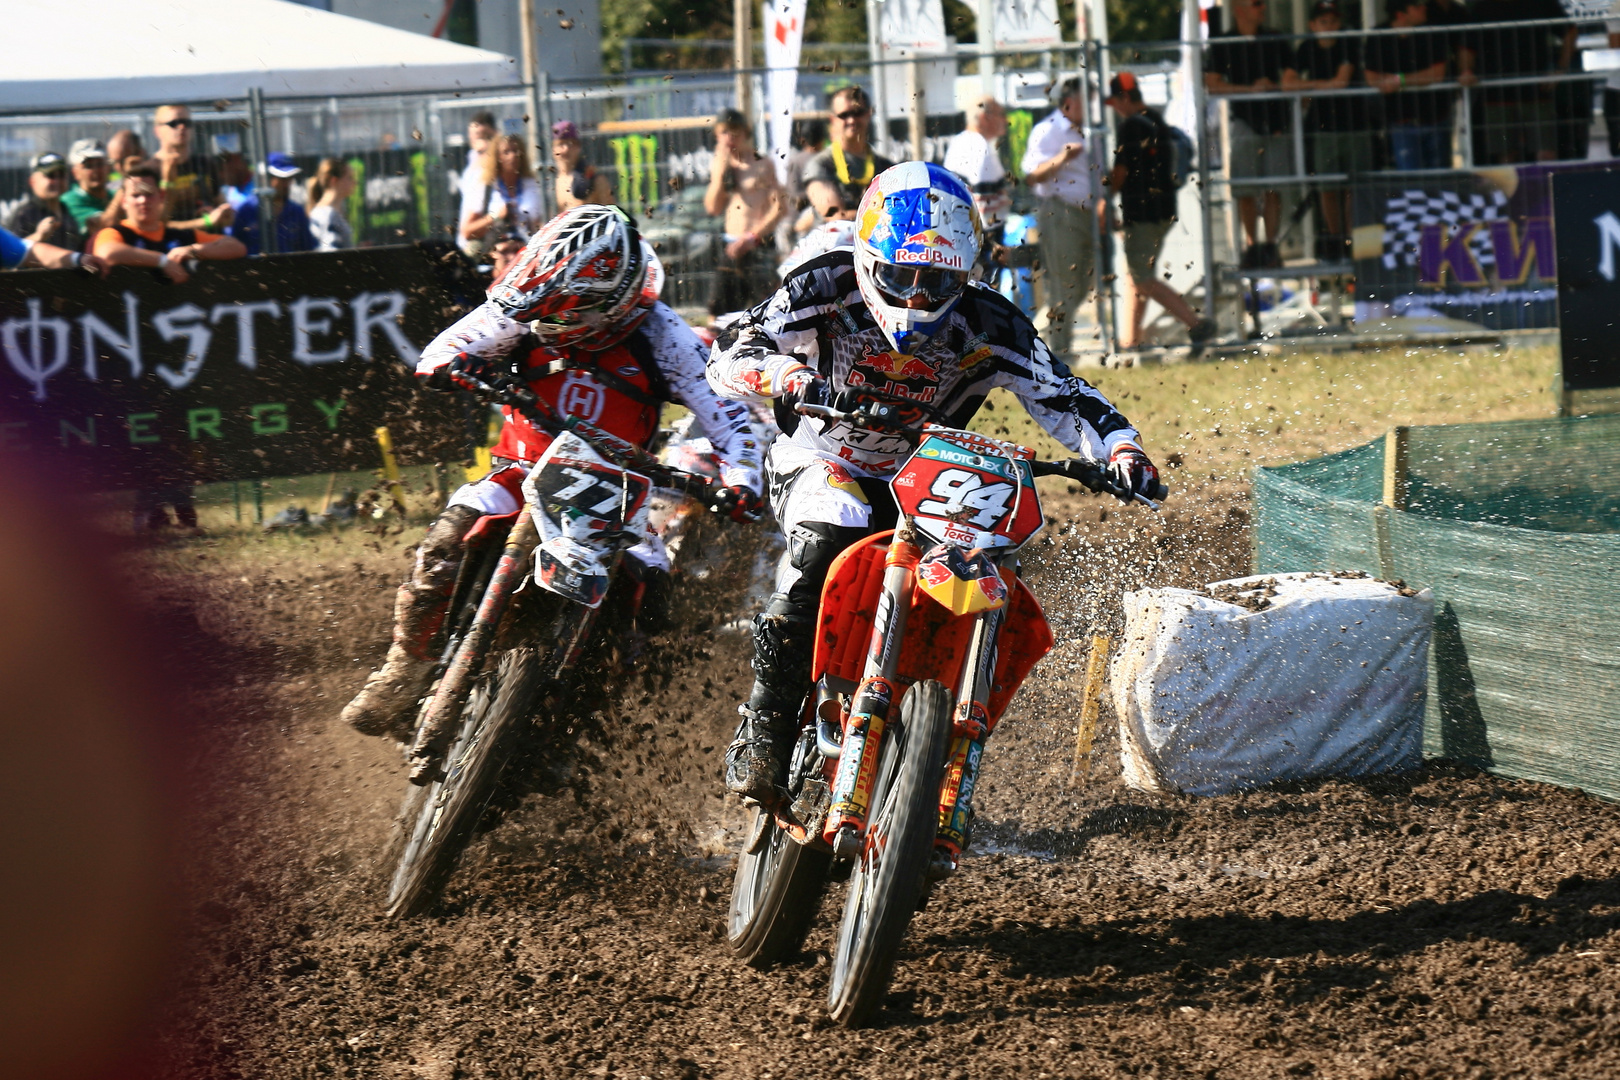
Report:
160,118,192,128
38,168,66,179
834,108,870,121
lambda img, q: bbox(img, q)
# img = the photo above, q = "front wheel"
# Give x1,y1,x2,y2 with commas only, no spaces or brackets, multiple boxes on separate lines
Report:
826,679,953,1026
384,647,539,918
727,804,831,968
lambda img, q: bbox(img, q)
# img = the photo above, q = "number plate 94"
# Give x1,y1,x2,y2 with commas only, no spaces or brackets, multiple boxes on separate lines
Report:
891,433,1043,550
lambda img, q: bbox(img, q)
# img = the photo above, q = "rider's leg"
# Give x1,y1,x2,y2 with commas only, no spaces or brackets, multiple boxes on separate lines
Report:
726,455,895,800
341,465,528,738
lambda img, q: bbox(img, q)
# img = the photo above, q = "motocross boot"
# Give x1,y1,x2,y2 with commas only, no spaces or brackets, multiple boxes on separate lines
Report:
724,610,814,801
341,506,478,740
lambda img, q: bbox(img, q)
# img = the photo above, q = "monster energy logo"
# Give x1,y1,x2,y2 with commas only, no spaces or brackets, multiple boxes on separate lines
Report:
610,135,659,210
1006,110,1033,179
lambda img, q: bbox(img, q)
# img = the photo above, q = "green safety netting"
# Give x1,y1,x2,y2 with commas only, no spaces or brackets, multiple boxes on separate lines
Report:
1254,414,1620,799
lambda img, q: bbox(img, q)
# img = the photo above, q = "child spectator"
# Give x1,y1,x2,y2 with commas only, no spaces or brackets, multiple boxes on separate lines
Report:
92,165,246,283
461,134,543,254
307,158,356,251
1102,73,1216,350
151,104,234,233
4,153,82,255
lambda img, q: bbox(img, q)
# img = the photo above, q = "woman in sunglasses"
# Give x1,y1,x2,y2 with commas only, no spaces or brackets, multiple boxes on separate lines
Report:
707,162,1159,802
802,86,895,223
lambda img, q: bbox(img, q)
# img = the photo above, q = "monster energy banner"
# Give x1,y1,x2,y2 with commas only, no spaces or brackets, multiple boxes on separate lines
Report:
1352,161,1616,332
0,244,478,489
1553,166,1620,393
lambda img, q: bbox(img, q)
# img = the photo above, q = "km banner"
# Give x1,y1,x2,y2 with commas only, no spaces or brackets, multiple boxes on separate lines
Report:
0,244,478,488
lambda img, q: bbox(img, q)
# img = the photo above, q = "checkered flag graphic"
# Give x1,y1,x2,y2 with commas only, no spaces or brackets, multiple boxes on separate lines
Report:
1381,189,1508,270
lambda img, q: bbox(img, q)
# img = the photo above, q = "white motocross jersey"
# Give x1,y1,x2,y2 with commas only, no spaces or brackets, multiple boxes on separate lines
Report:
706,249,1141,479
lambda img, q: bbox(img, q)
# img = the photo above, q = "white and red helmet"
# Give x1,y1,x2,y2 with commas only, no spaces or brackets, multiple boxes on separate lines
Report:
489,204,665,351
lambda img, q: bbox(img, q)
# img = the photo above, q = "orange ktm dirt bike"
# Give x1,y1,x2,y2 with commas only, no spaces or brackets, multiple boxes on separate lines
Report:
385,377,743,918
725,397,1167,1025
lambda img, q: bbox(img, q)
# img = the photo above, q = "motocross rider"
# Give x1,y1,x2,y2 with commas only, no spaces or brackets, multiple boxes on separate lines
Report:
343,204,764,740
706,161,1159,802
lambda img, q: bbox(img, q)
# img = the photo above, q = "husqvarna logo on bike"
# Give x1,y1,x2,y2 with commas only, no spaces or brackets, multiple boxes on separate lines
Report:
557,370,606,421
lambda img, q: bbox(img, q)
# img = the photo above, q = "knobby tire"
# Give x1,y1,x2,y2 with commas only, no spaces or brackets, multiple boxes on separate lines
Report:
727,804,831,968
827,679,953,1026
385,647,539,918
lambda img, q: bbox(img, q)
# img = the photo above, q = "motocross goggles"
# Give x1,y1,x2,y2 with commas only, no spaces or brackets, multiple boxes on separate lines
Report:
871,263,970,306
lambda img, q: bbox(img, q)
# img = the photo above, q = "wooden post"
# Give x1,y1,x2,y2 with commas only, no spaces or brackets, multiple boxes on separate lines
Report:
1069,634,1113,785
376,427,408,517
319,471,338,516
252,477,264,525
1382,425,1410,510
734,0,752,117
232,480,242,524
906,58,925,162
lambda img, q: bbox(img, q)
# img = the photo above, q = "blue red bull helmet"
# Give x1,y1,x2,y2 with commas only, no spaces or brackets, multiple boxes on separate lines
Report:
853,162,982,354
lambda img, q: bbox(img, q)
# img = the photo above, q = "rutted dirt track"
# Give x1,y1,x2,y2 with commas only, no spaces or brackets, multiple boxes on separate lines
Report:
149,477,1620,1080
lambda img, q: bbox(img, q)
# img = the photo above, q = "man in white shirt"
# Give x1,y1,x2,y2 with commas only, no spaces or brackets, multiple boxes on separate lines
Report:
1019,78,1097,357
945,96,1011,231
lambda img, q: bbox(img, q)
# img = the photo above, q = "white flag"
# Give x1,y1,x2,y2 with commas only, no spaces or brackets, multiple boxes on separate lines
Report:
763,0,809,184
880,0,947,52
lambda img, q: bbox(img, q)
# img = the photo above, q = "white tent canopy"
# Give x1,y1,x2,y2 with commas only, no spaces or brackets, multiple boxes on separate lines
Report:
1,0,522,112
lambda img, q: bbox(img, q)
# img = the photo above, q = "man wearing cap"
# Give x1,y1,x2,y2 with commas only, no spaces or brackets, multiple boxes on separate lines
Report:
152,103,234,233
4,153,82,254
1020,77,1099,358
1103,73,1217,351
61,140,124,236
552,120,614,211
223,152,314,256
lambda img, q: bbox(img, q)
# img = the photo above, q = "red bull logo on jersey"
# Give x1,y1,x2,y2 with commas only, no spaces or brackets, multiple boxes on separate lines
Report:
847,349,941,401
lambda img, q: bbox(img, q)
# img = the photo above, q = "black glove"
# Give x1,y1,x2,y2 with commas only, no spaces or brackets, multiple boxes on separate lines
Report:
710,485,764,524
1107,446,1160,503
431,352,508,394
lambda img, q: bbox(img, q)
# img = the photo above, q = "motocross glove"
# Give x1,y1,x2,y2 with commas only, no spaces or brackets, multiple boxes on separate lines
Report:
778,366,829,408
431,352,509,394
710,485,764,524
1107,445,1160,503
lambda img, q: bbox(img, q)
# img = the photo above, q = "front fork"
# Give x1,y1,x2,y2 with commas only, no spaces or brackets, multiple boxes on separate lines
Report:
823,518,921,855
935,605,1003,870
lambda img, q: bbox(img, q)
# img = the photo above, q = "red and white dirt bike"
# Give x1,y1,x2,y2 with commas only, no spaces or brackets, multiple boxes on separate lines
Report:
726,396,1167,1025
385,378,739,918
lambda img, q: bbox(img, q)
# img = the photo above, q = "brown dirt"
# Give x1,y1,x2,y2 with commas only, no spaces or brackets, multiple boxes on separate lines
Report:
145,476,1620,1080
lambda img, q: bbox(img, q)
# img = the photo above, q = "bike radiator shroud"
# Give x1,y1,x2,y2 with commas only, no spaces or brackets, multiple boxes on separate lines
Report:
811,531,1055,728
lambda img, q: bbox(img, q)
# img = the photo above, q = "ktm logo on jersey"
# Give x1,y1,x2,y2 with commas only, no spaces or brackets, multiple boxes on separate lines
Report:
557,370,607,421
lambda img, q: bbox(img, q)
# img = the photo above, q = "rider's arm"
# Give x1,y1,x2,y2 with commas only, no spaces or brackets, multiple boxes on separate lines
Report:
706,271,834,403
984,318,1142,461
640,303,764,495
416,299,530,384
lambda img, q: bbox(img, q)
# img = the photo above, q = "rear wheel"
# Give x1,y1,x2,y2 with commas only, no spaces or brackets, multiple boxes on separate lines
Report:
826,679,952,1026
726,804,831,968
384,647,539,918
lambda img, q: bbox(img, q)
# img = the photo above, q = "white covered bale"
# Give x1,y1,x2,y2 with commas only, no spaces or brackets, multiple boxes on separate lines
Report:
1111,572,1433,796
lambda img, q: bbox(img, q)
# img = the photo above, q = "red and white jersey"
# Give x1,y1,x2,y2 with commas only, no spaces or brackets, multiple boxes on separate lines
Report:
419,300,763,495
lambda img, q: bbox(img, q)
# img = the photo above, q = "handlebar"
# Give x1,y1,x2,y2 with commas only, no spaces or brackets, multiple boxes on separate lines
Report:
795,400,1170,510
468,374,753,519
